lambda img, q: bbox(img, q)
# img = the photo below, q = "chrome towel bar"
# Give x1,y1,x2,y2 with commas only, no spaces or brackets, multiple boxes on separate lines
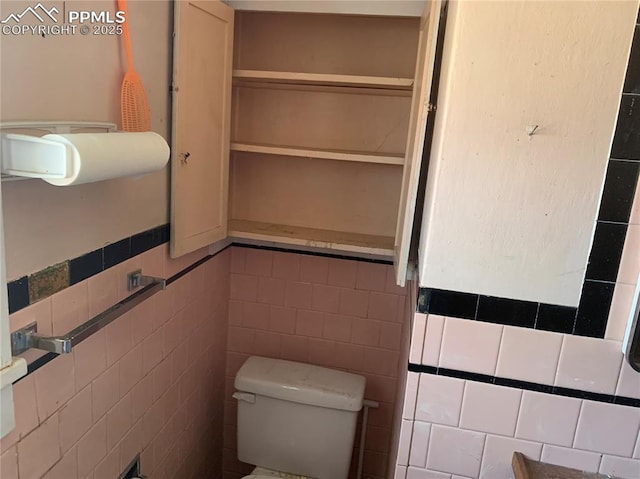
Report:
10,271,165,356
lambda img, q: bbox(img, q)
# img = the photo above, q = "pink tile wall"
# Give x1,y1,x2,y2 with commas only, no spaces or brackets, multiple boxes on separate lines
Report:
1,245,230,479
223,247,408,479
396,371,640,479
420,315,640,400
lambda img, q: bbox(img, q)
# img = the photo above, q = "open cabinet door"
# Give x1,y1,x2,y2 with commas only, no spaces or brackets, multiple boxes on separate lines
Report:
170,0,234,258
394,0,443,286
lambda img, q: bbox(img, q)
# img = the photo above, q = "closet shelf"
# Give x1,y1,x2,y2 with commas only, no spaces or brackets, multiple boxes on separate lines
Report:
228,219,395,257
230,142,405,166
232,70,414,91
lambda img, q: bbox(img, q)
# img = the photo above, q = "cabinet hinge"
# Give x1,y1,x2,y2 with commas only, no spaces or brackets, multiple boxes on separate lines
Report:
427,103,437,112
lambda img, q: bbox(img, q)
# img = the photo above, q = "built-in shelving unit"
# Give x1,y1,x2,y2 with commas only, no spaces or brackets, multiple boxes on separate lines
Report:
228,11,421,256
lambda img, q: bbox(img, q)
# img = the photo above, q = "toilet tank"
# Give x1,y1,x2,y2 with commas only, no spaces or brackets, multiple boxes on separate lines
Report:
234,356,366,479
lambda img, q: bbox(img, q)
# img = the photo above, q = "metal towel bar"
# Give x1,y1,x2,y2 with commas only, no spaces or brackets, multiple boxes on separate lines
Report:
10,272,165,356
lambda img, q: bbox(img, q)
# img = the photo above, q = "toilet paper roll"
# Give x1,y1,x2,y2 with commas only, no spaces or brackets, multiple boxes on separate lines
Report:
41,131,170,186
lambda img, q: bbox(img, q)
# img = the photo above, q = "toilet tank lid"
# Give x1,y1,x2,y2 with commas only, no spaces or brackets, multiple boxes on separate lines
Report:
235,356,366,412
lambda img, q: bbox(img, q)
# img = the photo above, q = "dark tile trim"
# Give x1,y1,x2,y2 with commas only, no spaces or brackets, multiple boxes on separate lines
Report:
7,276,29,314
535,304,576,334
477,296,538,328
103,238,131,270
26,352,58,377
597,160,640,223
573,280,616,338
584,222,628,282
418,288,477,320
437,367,494,384
614,395,640,407
165,252,227,286
7,224,170,313
408,363,436,374
611,94,640,161
493,376,554,394
69,250,103,285
417,287,581,336
8,225,394,316
408,362,640,408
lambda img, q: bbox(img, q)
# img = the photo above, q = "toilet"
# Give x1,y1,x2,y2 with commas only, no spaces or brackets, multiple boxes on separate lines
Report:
233,356,366,479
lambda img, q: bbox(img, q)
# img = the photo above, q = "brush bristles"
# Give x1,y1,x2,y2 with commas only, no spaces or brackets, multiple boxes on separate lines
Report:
121,73,151,132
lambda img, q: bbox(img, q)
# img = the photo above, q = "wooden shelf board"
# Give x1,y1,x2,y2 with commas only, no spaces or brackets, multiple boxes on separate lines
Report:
233,69,414,90
230,142,405,166
228,219,395,257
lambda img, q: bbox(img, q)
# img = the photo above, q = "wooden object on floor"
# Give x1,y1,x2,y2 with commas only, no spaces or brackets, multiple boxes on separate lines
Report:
512,452,619,479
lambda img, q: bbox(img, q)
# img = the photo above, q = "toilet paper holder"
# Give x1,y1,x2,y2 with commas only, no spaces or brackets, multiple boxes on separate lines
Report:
0,121,117,182
0,121,170,185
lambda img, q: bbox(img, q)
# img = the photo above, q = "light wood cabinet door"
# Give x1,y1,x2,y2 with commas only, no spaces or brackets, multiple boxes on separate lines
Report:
394,0,442,285
170,0,233,258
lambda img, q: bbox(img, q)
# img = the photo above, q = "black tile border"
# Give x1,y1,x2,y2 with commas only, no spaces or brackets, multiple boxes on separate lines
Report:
103,238,131,270
417,288,581,335
7,276,29,314
574,280,616,338
165,253,222,287
69,249,103,285
7,224,393,316
535,304,576,334
597,160,640,223
611,94,640,161
477,296,538,328
7,224,171,313
417,283,623,339
418,288,477,320
408,362,640,408
584,222,628,282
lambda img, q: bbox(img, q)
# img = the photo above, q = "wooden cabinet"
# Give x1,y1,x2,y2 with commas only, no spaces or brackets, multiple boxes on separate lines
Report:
170,0,233,258
171,0,441,286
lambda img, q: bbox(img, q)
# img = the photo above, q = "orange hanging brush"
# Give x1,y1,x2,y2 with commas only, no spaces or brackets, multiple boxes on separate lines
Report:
118,0,150,132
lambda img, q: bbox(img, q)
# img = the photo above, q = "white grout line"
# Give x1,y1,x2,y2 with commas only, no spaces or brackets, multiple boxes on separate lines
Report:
571,400,585,449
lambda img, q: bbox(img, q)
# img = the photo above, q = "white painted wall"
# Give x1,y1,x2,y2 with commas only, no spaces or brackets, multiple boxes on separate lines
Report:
0,0,172,279
419,0,638,306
